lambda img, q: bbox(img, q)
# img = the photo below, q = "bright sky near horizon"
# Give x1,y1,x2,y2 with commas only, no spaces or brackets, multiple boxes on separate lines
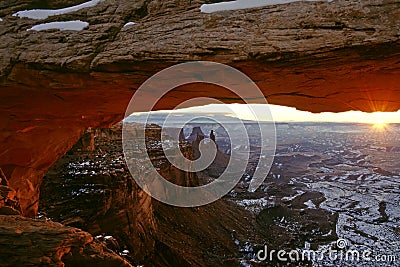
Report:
142,104,400,124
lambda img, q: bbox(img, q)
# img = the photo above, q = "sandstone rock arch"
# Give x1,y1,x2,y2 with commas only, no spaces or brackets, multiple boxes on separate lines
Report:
0,0,399,216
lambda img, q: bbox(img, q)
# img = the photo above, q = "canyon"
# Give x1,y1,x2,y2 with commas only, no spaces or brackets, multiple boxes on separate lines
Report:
37,123,260,266
35,122,342,266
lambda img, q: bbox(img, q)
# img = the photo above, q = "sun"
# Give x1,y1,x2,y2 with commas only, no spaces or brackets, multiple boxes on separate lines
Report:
372,120,388,130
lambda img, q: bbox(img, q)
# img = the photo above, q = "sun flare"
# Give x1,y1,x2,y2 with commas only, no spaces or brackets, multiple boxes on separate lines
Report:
372,120,388,130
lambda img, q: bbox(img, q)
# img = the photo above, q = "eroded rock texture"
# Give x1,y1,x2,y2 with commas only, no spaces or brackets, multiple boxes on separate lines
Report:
0,0,399,216
0,215,132,267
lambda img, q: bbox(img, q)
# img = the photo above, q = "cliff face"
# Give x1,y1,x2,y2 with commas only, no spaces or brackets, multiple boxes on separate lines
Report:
39,123,256,266
0,0,399,216
40,123,193,263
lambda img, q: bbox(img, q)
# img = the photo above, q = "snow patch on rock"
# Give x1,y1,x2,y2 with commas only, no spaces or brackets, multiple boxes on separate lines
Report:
13,0,104,20
28,20,89,31
200,0,332,13
123,22,136,28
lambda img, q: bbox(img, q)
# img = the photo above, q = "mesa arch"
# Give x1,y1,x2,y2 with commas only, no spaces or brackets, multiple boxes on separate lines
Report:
0,0,399,216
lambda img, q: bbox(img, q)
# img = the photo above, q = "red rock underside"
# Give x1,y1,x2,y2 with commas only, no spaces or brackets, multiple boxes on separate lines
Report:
1,42,400,217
